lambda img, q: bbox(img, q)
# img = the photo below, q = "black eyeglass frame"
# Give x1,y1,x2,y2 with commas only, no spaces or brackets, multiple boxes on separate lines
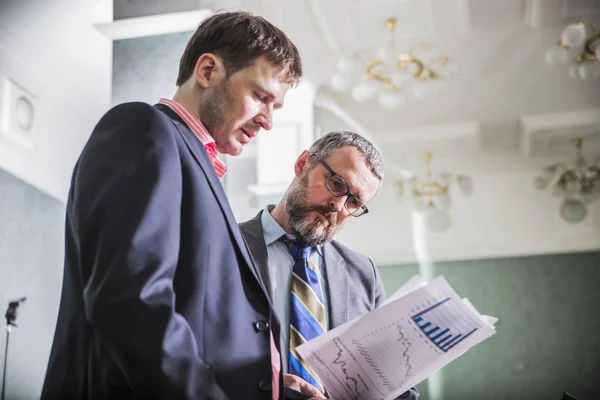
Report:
310,153,369,217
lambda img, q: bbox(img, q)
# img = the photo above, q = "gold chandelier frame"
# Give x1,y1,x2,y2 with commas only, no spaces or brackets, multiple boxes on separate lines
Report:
353,18,449,91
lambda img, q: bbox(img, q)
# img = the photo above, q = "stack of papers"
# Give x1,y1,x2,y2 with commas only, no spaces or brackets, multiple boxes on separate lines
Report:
296,275,497,400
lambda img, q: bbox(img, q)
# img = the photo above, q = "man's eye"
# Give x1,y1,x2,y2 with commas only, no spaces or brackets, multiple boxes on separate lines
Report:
348,197,360,208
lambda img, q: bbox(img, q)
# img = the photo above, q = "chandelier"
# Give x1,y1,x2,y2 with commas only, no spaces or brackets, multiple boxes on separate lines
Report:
544,21,600,80
398,152,472,232
329,17,457,110
534,137,600,223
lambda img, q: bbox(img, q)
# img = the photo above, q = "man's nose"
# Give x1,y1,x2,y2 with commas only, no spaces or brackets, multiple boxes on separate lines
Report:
328,195,346,213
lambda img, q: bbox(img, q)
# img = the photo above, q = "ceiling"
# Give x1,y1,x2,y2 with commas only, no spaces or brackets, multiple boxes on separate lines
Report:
114,0,600,162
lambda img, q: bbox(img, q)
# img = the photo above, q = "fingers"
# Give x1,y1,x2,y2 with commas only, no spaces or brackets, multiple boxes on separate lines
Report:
284,374,327,399
300,381,327,399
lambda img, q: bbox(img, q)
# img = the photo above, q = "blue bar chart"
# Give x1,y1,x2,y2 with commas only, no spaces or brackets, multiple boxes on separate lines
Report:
411,297,480,352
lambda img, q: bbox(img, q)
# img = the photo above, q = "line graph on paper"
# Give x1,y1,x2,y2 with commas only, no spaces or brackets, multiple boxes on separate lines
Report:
307,321,416,400
411,297,481,352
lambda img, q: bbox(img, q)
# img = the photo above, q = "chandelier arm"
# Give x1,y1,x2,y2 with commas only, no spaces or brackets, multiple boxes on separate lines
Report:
397,55,426,79
581,32,600,61
365,60,401,89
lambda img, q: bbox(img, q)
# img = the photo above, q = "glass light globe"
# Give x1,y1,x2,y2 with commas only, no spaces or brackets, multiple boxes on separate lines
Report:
351,80,380,102
337,57,360,76
426,209,451,233
561,23,587,47
560,198,587,223
390,69,411,87
544,47,569,65
578,63,600,80
330,73,352,92
377,91,407,109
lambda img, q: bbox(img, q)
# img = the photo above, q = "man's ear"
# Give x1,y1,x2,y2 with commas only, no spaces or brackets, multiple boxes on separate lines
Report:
194,53,225,88
294,150,312,177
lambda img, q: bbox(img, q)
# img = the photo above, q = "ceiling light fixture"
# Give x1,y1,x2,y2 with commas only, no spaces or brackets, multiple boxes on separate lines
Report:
329,17,457,110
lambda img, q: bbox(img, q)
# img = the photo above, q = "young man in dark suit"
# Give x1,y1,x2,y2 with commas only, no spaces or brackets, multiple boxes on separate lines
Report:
240,131,419,400
42,11,302,400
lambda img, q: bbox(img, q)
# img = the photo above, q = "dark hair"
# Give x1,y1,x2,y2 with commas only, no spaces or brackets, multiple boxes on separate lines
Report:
176,11,303,86
309,131,384,183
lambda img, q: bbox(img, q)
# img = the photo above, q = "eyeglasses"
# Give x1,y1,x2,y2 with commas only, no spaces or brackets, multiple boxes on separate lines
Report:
310,153,369,217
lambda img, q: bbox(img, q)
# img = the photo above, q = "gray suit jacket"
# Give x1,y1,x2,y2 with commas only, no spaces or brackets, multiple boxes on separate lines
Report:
239,210,419,400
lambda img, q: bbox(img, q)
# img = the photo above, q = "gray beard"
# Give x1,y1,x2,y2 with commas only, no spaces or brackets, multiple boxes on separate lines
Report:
284,178,339,246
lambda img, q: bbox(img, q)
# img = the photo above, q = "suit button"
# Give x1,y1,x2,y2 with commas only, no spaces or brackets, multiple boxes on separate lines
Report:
258,380,271,392
254,320,269,332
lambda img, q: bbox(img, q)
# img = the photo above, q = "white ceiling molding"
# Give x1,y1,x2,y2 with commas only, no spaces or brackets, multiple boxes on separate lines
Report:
376,121,482,159
94,9,213,40
519,108,600,158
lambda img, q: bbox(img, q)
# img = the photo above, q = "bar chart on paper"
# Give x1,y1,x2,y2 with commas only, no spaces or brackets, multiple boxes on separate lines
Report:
411,297,481,352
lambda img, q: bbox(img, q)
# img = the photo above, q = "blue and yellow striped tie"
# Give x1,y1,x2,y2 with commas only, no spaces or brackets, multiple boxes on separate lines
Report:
283,238,326,389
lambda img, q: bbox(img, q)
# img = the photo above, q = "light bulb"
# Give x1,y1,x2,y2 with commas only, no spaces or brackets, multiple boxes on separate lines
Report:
561,23,587,48
330,73,351,92
390,70,410,88
544,47,569,65
426,209,451,233
578,63,600,80
351,80,380,102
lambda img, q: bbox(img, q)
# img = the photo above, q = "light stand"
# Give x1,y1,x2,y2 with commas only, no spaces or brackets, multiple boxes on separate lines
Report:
2,297,26,400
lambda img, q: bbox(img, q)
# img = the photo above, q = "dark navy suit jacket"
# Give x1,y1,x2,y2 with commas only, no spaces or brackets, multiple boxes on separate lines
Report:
41,103,281,400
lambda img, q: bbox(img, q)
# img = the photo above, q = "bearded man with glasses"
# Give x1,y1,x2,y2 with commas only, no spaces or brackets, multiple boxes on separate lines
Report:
240,131,419,400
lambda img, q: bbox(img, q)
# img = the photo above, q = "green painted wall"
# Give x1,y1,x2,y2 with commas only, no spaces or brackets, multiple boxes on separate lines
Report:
379,251,600,400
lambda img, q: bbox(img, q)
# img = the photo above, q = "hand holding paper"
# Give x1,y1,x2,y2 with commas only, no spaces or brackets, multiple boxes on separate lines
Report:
296,276,497,400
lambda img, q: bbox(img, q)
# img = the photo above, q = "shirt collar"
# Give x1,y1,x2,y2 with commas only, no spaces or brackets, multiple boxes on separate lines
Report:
158,98,227,179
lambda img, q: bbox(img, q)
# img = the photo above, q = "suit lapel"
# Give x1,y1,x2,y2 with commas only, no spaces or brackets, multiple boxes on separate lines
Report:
155,105,268,296
322,242,349,329
239,211,273,299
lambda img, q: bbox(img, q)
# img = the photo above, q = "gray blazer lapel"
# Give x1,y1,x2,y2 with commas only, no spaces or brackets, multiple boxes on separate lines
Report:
239,211,273,299
322,242,349,330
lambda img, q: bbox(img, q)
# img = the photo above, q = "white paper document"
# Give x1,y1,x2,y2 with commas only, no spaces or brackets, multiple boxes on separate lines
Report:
296,275,497,400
